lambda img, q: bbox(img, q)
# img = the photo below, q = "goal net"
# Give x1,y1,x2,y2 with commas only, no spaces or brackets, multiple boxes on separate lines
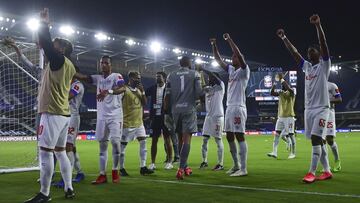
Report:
0,41,41,173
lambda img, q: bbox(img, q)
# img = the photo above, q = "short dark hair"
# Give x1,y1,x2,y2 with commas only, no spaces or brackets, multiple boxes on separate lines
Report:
179,56,191,67
53,37,73,58
308,44,320,52
128,71,140,79
156,71,167,79
101,55,112,63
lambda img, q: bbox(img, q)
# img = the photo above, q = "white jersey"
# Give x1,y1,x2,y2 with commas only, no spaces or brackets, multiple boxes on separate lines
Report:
69,80,84,116
91,73,125,120
205,81,225,117
226,65,250,107
302,58,331,109
328,82,341,110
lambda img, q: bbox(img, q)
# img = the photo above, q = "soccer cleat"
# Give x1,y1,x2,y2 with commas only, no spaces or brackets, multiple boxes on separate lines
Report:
199,162,208,169
73,172,85,183
140,167,154,175
226,167,239,174
316,171,333,181
176,168,184,180
112,170,120,183
119,168,129,176
149,163,156,170
288,154,296,159
172,157,180,164
65,188,75,199
24,192,51,203
302,172,316,183
333,160,341,172
164,162,174,170
267,152,277,159
91,174,107,185
184,167,192,176
212,164,224,171
230,170,248,177
52,179,64,188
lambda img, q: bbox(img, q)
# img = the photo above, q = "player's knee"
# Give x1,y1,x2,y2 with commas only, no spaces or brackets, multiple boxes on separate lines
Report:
66,143,74,152
311,135,323,146
276,131,282,136
326,136,334,146
235,133,245,142
226,132,234,141
137,137,146,142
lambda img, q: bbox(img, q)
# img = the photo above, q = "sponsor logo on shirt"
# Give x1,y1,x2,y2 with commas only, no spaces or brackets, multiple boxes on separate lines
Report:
305,74,318,80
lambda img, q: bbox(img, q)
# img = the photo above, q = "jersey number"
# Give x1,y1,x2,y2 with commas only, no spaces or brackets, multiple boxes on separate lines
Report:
68,127,75,135
234,117,241,125
319,119,326,127
37,125,44,136
180,75,185,93
327,122,333,129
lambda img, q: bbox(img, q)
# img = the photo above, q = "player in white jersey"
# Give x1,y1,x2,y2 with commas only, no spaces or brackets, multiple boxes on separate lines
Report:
198,69,225,171
74,55,126,184
277,14,332,183
325,82,342,172
210,33,250,177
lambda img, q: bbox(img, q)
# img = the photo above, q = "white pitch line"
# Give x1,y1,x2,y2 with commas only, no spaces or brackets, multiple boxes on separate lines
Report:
82,173,360,199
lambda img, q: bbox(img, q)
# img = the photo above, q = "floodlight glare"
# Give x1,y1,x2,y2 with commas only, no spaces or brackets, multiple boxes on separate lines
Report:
126,39,136,46
0,16,3,21
26,18,40,31
172,48,181,54
150,41,162,53
211,60,219,67
59,25,75,36
195,58,205,64
95,32,107,41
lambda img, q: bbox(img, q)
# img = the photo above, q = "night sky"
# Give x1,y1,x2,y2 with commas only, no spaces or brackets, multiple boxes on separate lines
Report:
1,0,359,68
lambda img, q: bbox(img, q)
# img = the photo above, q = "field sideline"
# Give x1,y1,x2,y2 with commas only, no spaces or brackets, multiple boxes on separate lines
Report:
0,132,359,203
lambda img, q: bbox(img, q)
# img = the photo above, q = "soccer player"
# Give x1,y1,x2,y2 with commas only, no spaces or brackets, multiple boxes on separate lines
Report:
24,8,76,202
119,71,154,176
326,81,342,172
210,33,250,177
164,56,202,180
74,55,126,184
146,72,177,170
198,69,225,171
267,73,296,159
277,14,332,183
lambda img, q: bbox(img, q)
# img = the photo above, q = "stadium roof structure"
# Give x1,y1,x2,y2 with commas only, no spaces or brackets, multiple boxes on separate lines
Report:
0,12,266,76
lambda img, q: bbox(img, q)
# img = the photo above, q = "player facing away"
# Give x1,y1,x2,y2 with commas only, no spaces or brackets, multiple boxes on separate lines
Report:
198,69,225,171
119,71,154,176
210,33,250,177
74,55,126,184
164,56,203,180
24,8,76,203
325,82,342,172
267,73,296,159
277,14,332,183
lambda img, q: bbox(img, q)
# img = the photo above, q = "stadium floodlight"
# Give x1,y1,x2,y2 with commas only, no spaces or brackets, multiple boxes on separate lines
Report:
195,58,205,64
150,41,162,53
12,19,15,23
0,16,3,21
59,25,75,36
95,32,108,41
26,18,40,31
211,60,219,67
126,39,136,46
172,48,181,54
177,56,183,60
6,18,9,22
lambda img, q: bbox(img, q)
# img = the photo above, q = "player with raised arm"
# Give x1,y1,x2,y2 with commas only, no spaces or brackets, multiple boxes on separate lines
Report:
198,68,225,171
267,73,296,159
24,8,76,203
164,56,202,180
119,71,154,176
74,55,126,184
325,82,342,172
277,14,332,183
210,33,250,177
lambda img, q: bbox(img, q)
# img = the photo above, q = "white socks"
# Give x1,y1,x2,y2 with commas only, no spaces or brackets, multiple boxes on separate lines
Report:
228,141,239,169
40,150,54,196
201,136,210,163
238,141,248,171
54,151,73,192
74,152,82,173
330,142,340,161
120,143,127,169
309,145,321,174
273,135,280,155
99,141,108,175
139,139,147,168
320,144,331,172
111,140,121,170
66,151,75,170
215,137,224,166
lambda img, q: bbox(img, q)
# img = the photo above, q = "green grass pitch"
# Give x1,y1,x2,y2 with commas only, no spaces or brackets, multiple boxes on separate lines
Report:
0,132,359,203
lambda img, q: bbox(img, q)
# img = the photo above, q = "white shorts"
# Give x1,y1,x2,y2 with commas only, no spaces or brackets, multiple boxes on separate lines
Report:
325,109,336,137
275,117,295,135
38,113,70,149
202,116,224,137
96,118,123,142
224,106,247,133
121,125,147,142
304,107,330,139
67,115,80,145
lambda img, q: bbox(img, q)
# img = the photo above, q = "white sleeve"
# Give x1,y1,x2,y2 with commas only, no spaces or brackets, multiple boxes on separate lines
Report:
321,58,331,78
227,64,235,75
301,60,312,73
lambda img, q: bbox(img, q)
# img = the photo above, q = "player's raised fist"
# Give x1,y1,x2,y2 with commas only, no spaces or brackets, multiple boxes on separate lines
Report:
209,38,216,45
223,33,230,40
40,8,50,24
276,29,285,38
310,14,320,25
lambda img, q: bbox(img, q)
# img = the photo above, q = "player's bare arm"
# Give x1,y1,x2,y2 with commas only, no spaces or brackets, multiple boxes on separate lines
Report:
277,29,304,67
310,14,329,59
223,33,247,69
135,83,147,106
330,95,342,104
74,72,93,84
210,38,227,70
